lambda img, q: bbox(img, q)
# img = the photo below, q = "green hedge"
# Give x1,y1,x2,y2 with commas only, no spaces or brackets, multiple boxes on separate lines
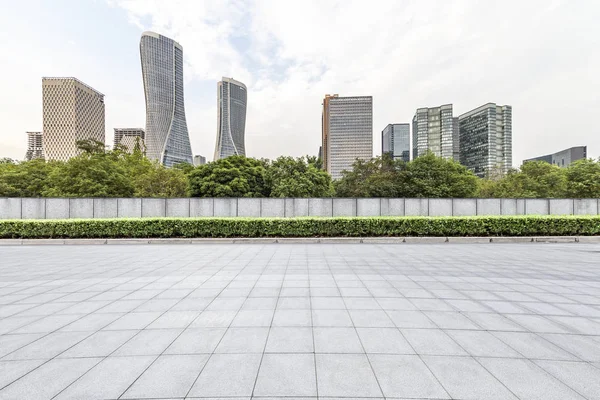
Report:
1,216,599,239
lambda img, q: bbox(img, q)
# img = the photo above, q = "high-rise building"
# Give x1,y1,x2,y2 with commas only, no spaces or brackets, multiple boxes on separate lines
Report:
382,123,410,162
42,77,105,161
214,77,247,160
412,104,455,160
452,117,460,162
194,155,207,166
524,146,586,168
114,128,145,154
458,103,512,177
322,94,373,179
140,31,193,167
25,131,44,161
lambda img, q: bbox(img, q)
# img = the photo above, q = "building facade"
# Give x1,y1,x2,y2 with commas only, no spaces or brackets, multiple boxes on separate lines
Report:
114,128,145,153
524,146,587,168
412,104,455,160
140,31,193,167
42,77,105,161
322,94,373,179
194,155,207,166
382,123,410,162
458,103,512,177
214,77,247,160
25,131,44,161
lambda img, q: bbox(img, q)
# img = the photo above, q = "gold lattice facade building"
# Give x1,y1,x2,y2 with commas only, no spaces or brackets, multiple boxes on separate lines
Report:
42,77,105,161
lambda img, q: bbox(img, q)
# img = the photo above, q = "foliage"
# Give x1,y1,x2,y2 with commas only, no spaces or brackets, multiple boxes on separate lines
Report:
400,152,479,197
1,216,600,239
564,158,600,198
188,155,270,197
478,161,567,198
0,159,58,197
133,166,189,197
266,156,334,197
335,152,478,198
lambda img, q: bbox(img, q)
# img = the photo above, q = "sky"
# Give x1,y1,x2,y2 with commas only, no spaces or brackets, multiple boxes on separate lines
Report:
0,0,599,165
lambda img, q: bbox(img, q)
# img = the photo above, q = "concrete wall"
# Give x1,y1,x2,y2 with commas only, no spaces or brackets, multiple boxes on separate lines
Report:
1,198,599,219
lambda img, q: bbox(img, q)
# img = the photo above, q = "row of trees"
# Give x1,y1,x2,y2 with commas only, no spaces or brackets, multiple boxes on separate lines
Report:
1,141,600,198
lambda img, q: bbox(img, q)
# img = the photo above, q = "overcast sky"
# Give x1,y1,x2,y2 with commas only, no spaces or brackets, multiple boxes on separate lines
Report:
1,0,598,165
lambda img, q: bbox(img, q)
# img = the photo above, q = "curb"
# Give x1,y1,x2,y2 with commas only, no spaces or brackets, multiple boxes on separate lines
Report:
2,236,600,245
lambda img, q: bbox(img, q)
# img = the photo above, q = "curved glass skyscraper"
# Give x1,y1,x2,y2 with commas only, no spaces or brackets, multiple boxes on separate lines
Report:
140,31,193,167
214,77,247,160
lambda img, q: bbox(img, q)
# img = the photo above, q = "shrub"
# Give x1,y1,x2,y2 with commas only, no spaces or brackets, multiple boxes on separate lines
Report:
0,216,598,239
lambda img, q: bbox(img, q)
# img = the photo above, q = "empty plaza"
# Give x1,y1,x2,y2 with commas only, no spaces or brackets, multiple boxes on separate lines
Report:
1,243,600,399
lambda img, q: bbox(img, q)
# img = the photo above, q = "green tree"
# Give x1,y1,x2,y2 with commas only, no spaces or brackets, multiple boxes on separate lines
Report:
188,155,270,197
134,166,189,197
0,159,59,197
399,152,479,197
564,158,600,198
334,154,402,197
266,156,334,197
480,161,567,198
43,143,135,197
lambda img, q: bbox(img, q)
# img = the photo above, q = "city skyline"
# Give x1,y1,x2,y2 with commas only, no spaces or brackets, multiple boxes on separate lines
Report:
1,1,599,164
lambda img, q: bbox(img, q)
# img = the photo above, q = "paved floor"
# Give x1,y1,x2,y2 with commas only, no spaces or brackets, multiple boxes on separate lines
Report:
0,244,600,400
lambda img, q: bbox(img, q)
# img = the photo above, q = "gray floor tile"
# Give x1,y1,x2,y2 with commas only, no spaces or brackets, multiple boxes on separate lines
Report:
479,357,586,400
277,297,310,309
356,328,414,354
463,312,527,331
310,296,346,310
314,327,364,353
113,329,182,356
541,333,600,362
230,309,274,327
165,328,226,354
265,327,314,353
0,333,45,358
190,310,237,327
215,327,269,353
188,353,262,397
315,354,382,397
369,354,447,398
272,309,311,327
54,356,155,400
0,359,45,389
59,330,137,358
60,313,123,332
312,309,353,327
387,310,437,328
535,360,600,400
349,310,394,327
424,311,481,330
0,357,100,399
146,310,199,329
447,330,522,358
401,328,467,356
3,331,90,360
103,312,161,330
493,331,578,361
254,354,317,396
121,354,209,399
424,355,518,399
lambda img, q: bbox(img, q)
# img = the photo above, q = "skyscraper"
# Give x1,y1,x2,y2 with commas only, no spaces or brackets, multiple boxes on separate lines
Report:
214,77,247,160
194,155,207,166
382,123,410,162
25,131,44,161
114,128,145,154
322,94,373,179
458,103,512,177
140,31,193,167
412,104,455,160
42,77,105,161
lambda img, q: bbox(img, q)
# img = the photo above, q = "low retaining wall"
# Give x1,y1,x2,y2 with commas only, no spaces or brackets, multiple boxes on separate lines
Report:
1,197,599,219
